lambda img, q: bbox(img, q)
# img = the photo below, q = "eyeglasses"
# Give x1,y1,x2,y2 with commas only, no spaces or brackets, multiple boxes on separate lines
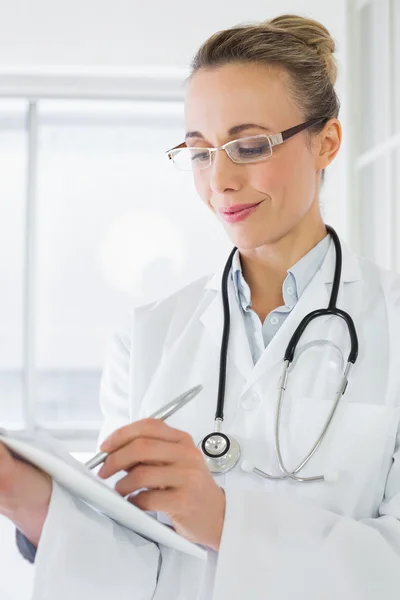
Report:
167,117,327,172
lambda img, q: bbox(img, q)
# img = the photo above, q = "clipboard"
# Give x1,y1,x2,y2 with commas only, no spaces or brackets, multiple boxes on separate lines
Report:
0,428,206,560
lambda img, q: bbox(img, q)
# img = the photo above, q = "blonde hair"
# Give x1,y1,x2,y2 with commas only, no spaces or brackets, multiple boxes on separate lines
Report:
190,14,340,131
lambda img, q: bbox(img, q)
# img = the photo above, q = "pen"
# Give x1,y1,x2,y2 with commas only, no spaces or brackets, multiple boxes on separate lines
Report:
84,384,203,470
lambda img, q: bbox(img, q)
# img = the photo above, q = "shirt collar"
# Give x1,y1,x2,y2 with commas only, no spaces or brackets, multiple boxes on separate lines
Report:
231,234,332,312
232,250,251,309
289,234,331,298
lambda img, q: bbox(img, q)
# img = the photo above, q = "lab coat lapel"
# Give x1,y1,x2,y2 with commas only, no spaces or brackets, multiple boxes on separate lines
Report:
199,271,253,383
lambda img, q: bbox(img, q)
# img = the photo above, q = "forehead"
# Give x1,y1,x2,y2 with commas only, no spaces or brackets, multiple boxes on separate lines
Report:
184,63,300,135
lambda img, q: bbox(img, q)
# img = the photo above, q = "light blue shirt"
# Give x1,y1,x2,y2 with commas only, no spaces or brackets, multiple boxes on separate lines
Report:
232,235,331,364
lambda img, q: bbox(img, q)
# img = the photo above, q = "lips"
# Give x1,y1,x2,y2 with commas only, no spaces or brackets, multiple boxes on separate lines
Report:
218,201,263,224
219,201,262,214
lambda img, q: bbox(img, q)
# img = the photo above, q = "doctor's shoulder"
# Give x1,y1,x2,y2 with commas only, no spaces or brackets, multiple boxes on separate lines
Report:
99,272,215,430
113,272,215,357
356,252,400,309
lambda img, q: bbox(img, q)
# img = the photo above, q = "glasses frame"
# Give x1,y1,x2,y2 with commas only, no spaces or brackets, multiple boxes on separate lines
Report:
167,117,328,171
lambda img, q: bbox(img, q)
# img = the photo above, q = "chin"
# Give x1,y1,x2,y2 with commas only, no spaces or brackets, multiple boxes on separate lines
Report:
224,229,272,250
221,218,277,249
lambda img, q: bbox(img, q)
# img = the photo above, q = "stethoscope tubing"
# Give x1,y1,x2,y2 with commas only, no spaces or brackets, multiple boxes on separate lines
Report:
200,225,359,481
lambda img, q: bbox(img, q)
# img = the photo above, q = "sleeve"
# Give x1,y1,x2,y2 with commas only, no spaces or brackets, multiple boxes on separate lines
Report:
213,423,400,600
15,528,37,563
31,481,161,600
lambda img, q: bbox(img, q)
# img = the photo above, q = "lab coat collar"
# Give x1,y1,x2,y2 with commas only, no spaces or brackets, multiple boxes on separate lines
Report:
200,234,362,387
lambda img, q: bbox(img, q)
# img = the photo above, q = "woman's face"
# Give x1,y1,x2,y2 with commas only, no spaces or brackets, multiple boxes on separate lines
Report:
184,62,338,250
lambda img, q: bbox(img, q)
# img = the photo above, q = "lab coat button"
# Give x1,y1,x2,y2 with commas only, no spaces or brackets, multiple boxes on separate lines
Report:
240,392,260,410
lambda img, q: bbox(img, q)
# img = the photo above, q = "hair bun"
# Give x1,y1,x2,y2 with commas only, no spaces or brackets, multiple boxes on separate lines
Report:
266,14,337,85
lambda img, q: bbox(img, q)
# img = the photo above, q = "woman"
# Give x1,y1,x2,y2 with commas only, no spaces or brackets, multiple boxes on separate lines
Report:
4,14,400,600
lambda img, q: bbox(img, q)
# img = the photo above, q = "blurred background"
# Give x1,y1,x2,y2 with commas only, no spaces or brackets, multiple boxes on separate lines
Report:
0,0,398,596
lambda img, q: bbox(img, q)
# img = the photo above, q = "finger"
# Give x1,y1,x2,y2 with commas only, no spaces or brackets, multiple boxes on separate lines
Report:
128,488,179,515
128,488,178,514
115,465,186,497
98,438,192,479
100,418,194,453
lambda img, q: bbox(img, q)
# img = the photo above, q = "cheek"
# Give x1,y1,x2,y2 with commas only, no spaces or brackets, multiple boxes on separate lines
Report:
251,147,315,200
193,172,212,207
249,161,285,194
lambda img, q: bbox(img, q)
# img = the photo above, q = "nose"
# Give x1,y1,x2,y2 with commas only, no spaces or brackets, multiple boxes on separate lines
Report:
208,149,243,195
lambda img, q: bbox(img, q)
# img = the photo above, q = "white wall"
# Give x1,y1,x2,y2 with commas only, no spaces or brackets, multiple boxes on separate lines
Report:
0,1,346,67
0,0,350,236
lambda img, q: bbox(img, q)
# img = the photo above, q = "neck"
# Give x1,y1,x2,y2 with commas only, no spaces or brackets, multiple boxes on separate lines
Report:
239,218,327,321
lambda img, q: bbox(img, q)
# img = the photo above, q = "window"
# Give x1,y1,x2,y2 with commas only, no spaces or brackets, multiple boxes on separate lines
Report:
350,0,400,270
395,0,400,133
0,101,27,426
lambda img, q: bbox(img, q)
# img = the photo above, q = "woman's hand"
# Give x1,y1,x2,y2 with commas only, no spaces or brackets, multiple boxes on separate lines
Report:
98,418,225,551
0,442,52,547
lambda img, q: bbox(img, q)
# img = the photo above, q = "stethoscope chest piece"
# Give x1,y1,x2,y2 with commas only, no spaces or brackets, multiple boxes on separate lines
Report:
198,432,241,474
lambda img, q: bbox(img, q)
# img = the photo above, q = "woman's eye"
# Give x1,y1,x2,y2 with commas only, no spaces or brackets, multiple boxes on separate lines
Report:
237,143,269,156
191,150,210,162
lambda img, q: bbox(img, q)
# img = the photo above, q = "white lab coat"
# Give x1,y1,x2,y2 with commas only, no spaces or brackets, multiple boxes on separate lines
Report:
32,238,400,600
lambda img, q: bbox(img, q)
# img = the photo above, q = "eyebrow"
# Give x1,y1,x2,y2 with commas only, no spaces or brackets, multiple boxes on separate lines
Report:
185,123,273,140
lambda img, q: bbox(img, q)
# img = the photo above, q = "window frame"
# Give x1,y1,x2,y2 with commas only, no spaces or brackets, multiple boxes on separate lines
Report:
348,0,399,269
0,68,187,450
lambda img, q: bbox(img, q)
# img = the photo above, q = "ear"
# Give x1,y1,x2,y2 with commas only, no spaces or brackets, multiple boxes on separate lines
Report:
314,119,341,170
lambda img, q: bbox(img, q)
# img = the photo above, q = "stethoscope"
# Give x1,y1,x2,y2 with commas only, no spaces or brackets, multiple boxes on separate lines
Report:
198,225,359,483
